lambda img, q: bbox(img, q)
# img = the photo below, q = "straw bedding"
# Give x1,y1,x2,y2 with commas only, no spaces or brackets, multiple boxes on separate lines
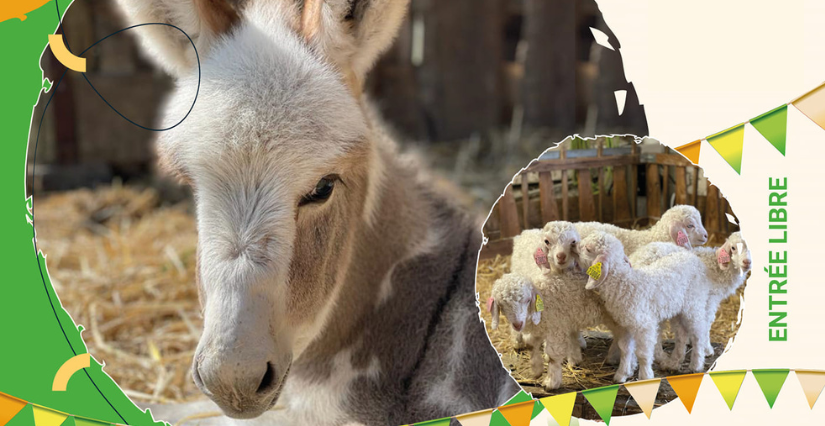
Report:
34,183,202,403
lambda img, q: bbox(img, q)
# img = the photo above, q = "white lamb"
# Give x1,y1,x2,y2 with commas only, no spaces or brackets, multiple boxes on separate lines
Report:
489,271,620,390
508,222,586,350
578,232,711,382
575,204,708,254
656,232,752,370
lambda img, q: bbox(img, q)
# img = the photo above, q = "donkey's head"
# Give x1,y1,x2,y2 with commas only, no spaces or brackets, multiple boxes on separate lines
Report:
117,0,409,418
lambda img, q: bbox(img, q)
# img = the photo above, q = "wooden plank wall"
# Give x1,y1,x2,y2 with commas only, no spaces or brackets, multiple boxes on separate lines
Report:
482,149,735,258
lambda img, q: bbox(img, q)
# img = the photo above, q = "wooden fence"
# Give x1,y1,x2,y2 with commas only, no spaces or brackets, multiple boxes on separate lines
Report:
481,144,738,259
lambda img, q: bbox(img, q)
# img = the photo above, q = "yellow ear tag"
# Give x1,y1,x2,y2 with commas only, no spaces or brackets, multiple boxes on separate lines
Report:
535,294,545,312
587,262,602,280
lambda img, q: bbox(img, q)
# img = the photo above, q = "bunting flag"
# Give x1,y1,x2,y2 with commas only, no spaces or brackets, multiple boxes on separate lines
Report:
32,405,69,426
0,393,27,426
624,379,661,419
676,81,825,174
675,140,701,165
752,369,790,408
666,373,704,414
581,385,619,425
792,82,825,130
497,400,534,426
540,392,578,426
455,409,493,426
750,105,788,155
707,124,746,174
795,370,825,409
709,370,747,410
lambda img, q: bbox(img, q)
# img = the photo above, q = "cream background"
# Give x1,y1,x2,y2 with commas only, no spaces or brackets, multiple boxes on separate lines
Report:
534,1,825,424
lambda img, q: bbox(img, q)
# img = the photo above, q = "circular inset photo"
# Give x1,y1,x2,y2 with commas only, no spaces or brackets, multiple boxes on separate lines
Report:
478,135,749,418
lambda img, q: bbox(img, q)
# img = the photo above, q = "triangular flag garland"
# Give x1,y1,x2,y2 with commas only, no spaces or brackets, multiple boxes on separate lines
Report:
540,392,578,426
666,373,704,414
710,370,747,410
0,393,27,426
707,124,746,174
676,80,825,174
750,105,788,155
581,385,620,425
623,379,661,419
675,140,702,165
454,409,493,426
497,400,534,426
795,370,825,409
752,369,790,408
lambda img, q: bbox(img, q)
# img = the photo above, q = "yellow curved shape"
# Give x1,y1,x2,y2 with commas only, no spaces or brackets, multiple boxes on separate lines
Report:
48,34,86,73
52,353,90,391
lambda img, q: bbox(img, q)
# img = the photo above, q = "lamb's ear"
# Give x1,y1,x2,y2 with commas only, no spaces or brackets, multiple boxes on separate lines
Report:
717,242,732,270
585,254,609,290
115,0,239,77
490,299,500,330
301,0,410,92
670,222,692,249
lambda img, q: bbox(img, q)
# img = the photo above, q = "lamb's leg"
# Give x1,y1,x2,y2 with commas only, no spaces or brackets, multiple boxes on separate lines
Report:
613,330,636,383
567,332,583,366
542,334,567,391
529,338,545,379
512,331,531,350
689,316,712,372
635,329,657,380
661,317,688,371
653,321,668,364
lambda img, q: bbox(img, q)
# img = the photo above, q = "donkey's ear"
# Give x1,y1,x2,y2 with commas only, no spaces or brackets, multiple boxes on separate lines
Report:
302,0,410,89
115,0,239,76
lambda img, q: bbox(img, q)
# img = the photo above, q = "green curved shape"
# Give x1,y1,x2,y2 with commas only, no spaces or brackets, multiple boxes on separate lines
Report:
0,2,167,426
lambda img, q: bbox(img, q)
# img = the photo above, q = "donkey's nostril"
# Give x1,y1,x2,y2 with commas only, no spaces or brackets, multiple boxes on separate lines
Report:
256,362,276,395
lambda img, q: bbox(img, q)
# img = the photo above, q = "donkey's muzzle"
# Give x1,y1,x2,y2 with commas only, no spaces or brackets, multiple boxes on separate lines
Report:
192,350,291,419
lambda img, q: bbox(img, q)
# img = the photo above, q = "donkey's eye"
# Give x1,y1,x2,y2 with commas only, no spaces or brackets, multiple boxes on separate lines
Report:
300,175,339,206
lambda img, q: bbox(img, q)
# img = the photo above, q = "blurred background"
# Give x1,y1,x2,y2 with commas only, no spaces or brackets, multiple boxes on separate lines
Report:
28,0,664,405
29,0,649,210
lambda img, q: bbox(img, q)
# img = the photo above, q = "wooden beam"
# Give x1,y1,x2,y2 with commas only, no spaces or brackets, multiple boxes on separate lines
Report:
499,185,521,238
539,171,558,222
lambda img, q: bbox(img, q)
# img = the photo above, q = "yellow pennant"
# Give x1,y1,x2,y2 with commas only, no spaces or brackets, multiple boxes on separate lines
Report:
624,379,661,419
587,263,602,280
540,392,577,426
32,406,68,426
710,370,747,410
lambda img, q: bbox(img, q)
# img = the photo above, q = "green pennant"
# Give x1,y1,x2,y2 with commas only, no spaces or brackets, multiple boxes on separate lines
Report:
489,410,510,426
710,370,747,410
505,390,533,405
752,369,790,408
582,385,620,425
750,105,788,156
707,124,746,174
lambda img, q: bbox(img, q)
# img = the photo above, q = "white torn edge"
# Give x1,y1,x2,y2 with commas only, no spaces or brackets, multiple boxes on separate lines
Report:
726,213,738,224
614,90,627,116
590,27,614,51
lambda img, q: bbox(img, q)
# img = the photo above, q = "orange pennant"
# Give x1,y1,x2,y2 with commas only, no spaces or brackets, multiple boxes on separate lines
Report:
498,400,534,426
0,393,27,426
675,140,701,165
667,373,704,414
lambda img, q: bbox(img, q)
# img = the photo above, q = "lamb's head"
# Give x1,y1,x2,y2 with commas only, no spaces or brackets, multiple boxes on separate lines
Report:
116,0,409,419
489,273,541,332
578,233,629,290
717,232,752,274
539,221,581,273
660,205,708,249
